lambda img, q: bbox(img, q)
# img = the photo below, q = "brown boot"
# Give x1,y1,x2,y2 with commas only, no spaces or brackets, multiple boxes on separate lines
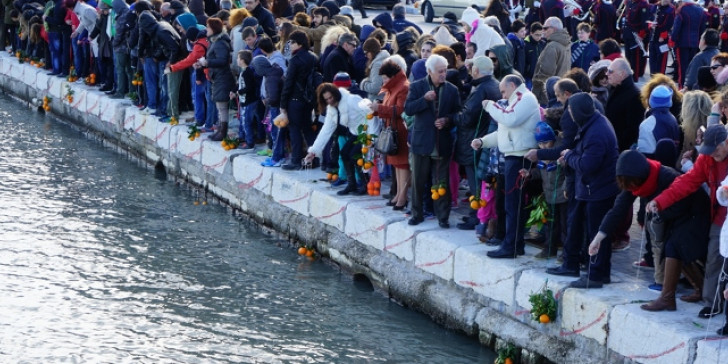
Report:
679,262,704,303
641,257,680,312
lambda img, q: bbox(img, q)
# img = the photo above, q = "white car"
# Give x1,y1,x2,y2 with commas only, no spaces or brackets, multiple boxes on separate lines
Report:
417,0,490,23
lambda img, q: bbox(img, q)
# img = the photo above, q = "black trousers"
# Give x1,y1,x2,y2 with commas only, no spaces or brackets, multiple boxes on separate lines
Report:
411,153,450,223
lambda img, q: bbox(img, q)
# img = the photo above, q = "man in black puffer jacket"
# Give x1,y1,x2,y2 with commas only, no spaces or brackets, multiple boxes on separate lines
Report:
453,56,500,230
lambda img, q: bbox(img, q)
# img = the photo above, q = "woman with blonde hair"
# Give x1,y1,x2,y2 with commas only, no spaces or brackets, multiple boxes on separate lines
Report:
679,90,712,171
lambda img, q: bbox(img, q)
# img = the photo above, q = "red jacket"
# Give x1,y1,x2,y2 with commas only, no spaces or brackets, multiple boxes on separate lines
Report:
653,154,728,226
170,38,209,73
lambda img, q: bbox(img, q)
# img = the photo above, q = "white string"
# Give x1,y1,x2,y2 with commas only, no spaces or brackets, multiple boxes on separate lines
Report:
704,259,728,341
513,158,527,260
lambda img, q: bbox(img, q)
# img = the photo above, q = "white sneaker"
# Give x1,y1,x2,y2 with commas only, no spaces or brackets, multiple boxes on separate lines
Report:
141,107,156,115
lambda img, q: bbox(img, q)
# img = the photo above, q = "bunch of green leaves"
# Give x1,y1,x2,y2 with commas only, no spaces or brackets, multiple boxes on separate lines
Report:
188,124,201,139
525,194,551,230
529,281,557,322
494,343,517,364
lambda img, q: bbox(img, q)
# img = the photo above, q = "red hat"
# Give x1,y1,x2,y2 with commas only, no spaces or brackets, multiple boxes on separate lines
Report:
333,72,352,88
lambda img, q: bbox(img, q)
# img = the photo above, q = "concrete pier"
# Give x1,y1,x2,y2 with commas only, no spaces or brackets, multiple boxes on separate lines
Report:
2,53,726,363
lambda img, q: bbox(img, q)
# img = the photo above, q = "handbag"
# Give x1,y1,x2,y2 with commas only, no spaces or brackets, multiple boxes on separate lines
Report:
374,106,398,156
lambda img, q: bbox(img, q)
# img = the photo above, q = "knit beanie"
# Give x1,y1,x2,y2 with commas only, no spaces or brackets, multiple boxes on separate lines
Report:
649,85,673,109
568,92,596,126
534,121,556,143
207,17,224,35
99,0,112,10
395,31,414,49
333,72,352,88
339,5,354,18
169,0,186,11
321,0,340,17
251,55,273,77
616,150,650,180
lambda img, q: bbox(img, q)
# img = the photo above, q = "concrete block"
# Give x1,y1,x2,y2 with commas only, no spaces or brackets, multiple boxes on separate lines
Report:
138,114,159,141
0,56,9,74
173,125,203,162
695,336,728,363
514,269,571,317
85,91,101,116
47,75,64,99
123,106,143,134
270,171,313,216
10,60,23,80
22,65,38,86
608,303,712,363
560,283,652,345
414,229,480,281
35,69,51,91
452,244,538,304
154,122,173,150
309,189,348,231
383,220,429,261
67,85,86,112
231,152,274,195
201,139,234,175
344,199,406,250
97,92,115,120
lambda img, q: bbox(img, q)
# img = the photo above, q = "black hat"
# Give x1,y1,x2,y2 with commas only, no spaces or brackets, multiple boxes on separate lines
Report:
443,11,458,23
616,150,650,180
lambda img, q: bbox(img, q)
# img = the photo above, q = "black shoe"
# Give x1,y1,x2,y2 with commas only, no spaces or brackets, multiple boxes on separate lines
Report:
546,265,580,277
386,201,397,206
485,237,502,246
100,86,113,92
718,324,728,336
408,217,424,226
392,203,407,211
337,184,358,195
698,306,723,319
353,187,367,196
439,220,450,228
281,163,302,171
487,248,518,259
456,221,477,230
569,276,603,289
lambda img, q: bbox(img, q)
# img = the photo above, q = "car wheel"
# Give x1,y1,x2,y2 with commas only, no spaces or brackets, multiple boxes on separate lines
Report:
423,1,433,23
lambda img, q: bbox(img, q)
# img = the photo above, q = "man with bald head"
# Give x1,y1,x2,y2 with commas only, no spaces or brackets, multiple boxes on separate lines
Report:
532,17,571,106
604,58,645,152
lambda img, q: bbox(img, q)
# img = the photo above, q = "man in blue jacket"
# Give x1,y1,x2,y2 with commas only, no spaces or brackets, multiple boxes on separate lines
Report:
405,54,462,228
548,93,620,288
391,4,421,34
685,29,720,91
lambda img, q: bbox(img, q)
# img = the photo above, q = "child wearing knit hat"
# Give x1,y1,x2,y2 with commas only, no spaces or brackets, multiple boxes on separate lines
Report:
519,121,568,259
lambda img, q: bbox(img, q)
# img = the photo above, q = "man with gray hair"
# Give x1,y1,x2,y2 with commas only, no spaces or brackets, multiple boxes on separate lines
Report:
471,74,540,257
405,54,462,228
605,58,645,152
323,32,357,82
454,56,501,230
532,17,571,105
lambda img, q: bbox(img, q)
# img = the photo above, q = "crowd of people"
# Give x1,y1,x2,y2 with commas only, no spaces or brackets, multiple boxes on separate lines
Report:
3,0,728,334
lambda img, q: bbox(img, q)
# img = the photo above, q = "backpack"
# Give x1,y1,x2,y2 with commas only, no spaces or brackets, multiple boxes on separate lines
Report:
300,68,323,105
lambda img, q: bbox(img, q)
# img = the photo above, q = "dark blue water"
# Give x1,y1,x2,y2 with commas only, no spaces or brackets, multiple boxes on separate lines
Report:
0,94,494,363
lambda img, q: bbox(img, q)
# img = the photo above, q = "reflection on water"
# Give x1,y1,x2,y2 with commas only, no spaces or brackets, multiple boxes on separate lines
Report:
0,95,493,363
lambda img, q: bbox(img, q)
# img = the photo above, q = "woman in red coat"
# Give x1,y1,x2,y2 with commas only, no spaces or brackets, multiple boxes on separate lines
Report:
371,60,410,209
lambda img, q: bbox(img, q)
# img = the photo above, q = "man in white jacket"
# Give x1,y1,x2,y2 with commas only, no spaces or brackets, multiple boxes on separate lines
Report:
305,84,368,195
471,74,540,258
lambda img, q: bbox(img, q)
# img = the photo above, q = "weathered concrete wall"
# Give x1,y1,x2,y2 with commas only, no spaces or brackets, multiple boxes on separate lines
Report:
2,53,726,364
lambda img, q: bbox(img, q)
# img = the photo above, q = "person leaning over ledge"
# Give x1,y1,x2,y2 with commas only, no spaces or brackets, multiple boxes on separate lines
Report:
471,74,540,258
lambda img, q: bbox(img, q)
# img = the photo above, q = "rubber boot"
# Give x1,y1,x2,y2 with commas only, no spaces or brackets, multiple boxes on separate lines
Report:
680,262,704,303
641,257,679,311
209,121,228,142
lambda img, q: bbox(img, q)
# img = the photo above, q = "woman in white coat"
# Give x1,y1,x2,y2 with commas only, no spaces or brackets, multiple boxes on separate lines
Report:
305,83,368,195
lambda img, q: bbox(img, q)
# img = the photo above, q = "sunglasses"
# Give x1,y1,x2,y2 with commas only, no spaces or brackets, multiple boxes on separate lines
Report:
711,64,723,70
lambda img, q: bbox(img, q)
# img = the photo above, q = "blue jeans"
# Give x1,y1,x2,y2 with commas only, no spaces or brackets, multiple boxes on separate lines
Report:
499,156,532,253
158,65,168,115
71,36,88,77
48,32,61,74
269,107,287,161
191,71,205,123
204,80,217,127
241,101,261,145
114,51,132,95
143,57,160,109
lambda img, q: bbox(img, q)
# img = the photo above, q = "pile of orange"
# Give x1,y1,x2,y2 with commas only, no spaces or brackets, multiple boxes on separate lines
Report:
430,185,447,200
325,172,339,182
356,158,373,170
66,67,78,82
131,73,143,86
221,137,239,150
42,96,51,112
29,59,44,68
367,181,381,196
169,116,179,126
468,195,487,210
273,113,289,127
297,246,315,258
85,73,96,85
